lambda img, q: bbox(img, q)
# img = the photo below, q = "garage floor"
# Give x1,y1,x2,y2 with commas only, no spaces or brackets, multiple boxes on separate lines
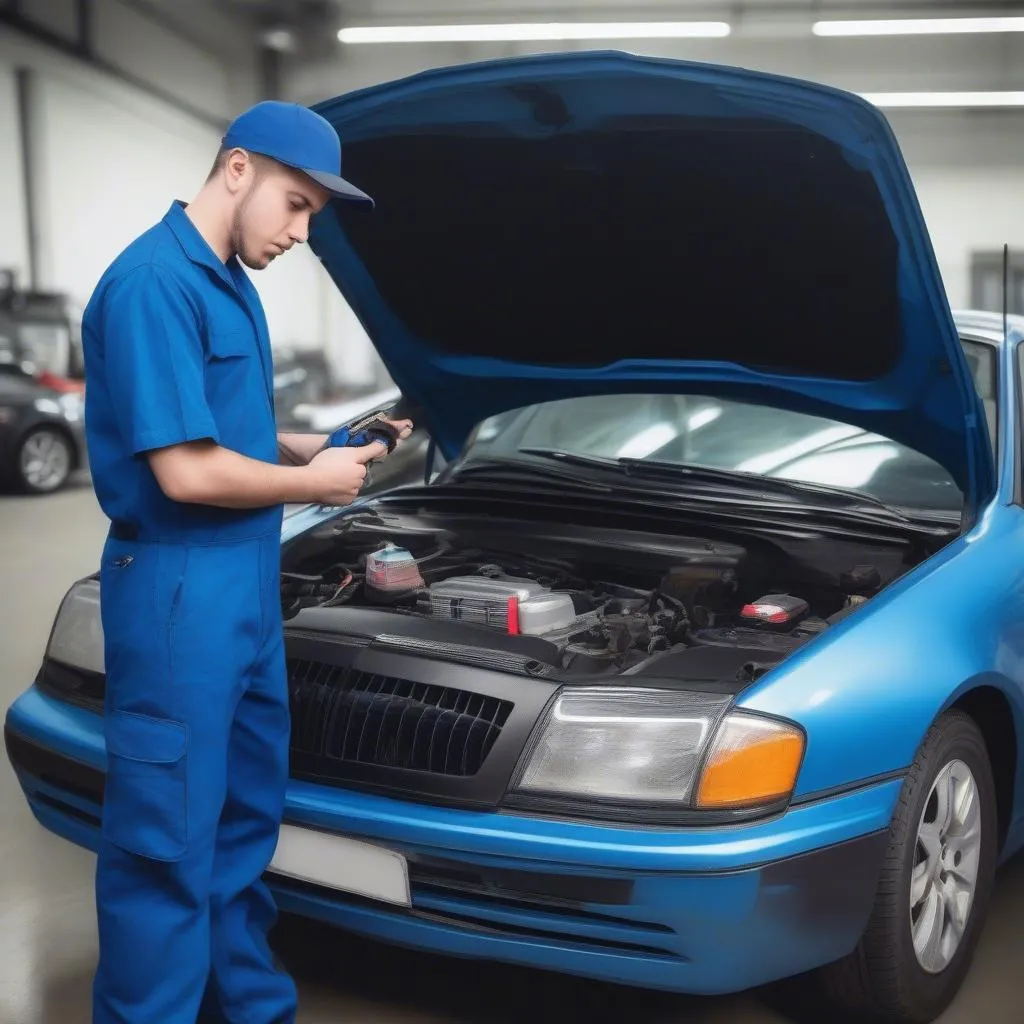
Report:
2,484,1022,1024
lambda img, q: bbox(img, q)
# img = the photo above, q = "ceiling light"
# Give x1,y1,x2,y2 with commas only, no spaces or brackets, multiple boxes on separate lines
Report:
814,17,1024,37
860,91,1024,108
260,27,297,52
338,22,732,45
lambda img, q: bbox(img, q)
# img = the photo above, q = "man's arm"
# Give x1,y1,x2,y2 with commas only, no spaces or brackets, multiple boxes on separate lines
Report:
150,440,384,508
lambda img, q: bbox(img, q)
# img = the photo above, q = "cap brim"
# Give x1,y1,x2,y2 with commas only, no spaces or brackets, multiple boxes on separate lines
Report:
304,168,374,206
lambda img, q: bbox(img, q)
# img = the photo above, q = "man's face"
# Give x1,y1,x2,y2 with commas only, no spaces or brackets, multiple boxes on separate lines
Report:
231,157,331,270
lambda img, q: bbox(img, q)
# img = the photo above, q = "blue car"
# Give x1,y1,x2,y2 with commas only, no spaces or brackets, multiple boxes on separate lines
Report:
5,52,1022,1023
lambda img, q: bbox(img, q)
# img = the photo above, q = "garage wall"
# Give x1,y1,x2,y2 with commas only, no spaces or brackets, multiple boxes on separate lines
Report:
892,114,1024,310
28,71,335,355
26,70,219,310
0,7,380,383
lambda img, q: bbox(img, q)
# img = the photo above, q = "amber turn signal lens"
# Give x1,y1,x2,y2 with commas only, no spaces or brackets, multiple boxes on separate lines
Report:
695,714,805,810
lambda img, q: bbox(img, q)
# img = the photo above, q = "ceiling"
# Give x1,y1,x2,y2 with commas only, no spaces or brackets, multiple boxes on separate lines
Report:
207,1,1024,52
218,0,1024,27
137,0,1024,106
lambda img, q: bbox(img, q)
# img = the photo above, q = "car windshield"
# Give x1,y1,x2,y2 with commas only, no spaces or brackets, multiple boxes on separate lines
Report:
457,340,997,515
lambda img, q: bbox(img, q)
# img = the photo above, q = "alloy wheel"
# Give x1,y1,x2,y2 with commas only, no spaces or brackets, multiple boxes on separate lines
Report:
19,429,71,492
910,758,982,975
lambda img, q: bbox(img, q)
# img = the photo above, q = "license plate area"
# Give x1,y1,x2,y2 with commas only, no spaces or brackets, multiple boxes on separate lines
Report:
269,824,411,907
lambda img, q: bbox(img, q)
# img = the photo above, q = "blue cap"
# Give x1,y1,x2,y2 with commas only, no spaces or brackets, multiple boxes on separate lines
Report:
222,100,373,205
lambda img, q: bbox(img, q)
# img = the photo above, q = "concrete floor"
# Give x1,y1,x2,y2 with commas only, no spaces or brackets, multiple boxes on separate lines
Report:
1,482,1023,1024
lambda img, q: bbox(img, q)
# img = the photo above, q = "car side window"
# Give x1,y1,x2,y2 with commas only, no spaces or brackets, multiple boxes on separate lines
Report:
960,339,997,455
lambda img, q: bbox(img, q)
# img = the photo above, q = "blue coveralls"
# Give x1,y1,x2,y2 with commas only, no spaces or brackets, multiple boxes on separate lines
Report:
81,201,296,1023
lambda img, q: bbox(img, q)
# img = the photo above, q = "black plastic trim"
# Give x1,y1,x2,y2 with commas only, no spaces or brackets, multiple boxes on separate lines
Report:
407,854,635,909
4,725,105,803
789,768,909,808
35,791,101,827
498,791,791,829
36,659,105,712
408,905,678,958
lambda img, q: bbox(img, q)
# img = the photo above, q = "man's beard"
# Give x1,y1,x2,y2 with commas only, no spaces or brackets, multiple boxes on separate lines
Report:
230,183,267,270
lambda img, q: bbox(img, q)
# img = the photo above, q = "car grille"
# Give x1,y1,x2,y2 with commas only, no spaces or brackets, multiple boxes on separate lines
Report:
287,658,513,778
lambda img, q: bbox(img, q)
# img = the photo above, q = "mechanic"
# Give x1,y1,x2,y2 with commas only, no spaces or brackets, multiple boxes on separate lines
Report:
80,100,411,1023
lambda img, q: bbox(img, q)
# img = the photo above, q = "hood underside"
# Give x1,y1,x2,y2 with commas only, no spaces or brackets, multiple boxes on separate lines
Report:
309,51,992,503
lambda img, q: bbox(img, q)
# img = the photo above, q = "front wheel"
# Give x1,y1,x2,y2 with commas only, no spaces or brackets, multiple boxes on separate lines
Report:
818,710,998,1023
15,426,73,494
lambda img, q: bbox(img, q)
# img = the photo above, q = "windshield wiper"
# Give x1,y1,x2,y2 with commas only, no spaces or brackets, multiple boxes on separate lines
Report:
619,457,905,512
447,456,617,494
517,448,911,523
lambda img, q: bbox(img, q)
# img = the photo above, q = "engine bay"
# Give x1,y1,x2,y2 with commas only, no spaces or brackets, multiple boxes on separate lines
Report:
280,501,919,683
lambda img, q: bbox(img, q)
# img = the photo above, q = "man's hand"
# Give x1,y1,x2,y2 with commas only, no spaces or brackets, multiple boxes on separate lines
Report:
277,432,328,466
305,442,387,505
278,418,413,467
379,418,414,449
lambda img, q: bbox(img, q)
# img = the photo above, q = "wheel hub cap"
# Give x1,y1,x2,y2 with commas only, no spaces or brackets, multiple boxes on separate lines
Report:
910,758,981,974
20,431,70,490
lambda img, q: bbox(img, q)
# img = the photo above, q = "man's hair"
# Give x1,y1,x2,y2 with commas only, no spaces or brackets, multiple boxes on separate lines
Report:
206,146,275,183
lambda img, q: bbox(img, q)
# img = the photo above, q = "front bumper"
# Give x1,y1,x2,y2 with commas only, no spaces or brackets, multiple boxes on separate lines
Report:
6,686,898,995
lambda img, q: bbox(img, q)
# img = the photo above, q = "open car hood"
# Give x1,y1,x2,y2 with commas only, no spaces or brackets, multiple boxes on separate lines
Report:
309,51,992,506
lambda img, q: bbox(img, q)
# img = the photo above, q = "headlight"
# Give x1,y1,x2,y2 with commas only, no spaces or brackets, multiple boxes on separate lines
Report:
57,392,84,420
34,393,83,420
46,579,104,674
511,687,804,817
33,396,62,416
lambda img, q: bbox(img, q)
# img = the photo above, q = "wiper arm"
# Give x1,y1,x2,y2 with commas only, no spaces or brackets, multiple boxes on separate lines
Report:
516,448,621,472
616,457,910,521
448,456,616,493
517,448,909,522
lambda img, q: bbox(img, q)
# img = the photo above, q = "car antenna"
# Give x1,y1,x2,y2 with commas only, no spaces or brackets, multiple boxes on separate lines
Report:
1003,243,1010,346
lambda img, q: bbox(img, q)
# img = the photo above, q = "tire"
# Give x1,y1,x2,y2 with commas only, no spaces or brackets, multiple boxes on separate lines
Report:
15,426,74,494
818,710,998,1023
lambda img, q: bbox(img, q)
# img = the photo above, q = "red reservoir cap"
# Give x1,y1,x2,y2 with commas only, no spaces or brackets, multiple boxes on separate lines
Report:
740,594,809,625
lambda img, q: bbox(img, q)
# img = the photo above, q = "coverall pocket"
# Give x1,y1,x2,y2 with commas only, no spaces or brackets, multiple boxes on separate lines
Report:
206,330,259,436
207,330,251,361
103,710,189,862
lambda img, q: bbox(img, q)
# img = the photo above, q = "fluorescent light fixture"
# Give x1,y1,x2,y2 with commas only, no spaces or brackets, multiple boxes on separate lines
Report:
814,17,1024,37
617,424,679,459
860,91,1024,108
338,22,731,44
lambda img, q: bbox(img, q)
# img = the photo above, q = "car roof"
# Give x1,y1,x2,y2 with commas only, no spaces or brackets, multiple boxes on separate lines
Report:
953,309,1024,346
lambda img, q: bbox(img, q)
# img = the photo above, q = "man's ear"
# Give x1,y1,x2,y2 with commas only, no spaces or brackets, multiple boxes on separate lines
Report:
224,148,252,195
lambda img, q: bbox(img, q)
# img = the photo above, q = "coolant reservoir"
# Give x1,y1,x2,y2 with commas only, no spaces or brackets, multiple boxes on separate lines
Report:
366,543,424,597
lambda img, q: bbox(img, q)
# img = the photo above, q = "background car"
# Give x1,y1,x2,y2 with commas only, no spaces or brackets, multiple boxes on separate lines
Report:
0,362,87,494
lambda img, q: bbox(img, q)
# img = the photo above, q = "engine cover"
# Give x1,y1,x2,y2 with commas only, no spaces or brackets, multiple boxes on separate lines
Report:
420,576,577,636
